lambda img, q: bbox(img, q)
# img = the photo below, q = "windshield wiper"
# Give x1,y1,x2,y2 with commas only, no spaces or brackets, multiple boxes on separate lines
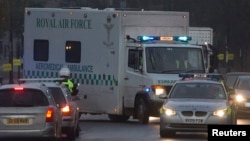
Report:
160,70,184,73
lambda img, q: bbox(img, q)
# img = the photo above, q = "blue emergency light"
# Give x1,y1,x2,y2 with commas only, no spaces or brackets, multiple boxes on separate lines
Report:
173,36,192,42
137,35,191,42
137,36,160,41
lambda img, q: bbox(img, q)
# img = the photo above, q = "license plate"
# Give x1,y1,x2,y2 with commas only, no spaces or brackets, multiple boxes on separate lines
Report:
185,119,203,123
7,118,29,125
244,102,250,107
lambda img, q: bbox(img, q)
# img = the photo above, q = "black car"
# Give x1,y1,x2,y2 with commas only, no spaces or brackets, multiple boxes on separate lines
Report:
229,75,250,117
223,72,250,90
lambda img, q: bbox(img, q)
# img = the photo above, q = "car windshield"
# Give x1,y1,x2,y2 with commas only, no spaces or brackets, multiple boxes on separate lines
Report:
170,83,226,99
0,89,49,107
236,78,250,90
145,47,205,73
225,75,240,89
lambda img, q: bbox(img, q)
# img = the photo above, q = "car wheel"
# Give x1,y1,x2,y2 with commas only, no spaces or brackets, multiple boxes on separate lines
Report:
78,113,82,119
67,127,76,140
137,98,149,124
160,129,175,138
75,123,80,137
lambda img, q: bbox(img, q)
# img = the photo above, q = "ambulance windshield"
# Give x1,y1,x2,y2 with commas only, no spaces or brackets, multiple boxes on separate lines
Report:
145,47,205,73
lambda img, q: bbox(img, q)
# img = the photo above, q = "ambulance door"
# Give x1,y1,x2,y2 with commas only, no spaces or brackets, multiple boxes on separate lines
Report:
124,47,143,108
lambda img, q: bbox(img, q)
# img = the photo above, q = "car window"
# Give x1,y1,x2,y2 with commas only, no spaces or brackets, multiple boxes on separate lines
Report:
225,75,239,88
236,78,250,90
62,87,74,101
0,89,49,107
49,87,67,106
170,83,226,99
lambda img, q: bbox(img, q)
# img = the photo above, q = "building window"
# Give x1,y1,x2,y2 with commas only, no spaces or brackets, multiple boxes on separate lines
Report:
65,41,81,63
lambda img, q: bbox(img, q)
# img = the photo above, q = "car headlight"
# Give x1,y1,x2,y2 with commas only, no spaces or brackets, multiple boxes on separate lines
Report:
235,94,246,103
213,108,227,117
161,106,176,116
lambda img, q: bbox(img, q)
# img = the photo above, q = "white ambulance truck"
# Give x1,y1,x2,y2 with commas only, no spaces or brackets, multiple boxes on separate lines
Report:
23,7,207,124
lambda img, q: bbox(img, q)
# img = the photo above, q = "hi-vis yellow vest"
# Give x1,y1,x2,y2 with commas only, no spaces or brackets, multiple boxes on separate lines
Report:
176,60,188,69
62,79,74,92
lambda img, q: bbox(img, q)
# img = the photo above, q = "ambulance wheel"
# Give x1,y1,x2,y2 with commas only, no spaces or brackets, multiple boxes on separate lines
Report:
108,114,130,122
137,98,149,124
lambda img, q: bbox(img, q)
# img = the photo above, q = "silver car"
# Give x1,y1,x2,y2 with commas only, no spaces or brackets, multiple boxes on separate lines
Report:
19,78,80,140
0,83,62,141
42,82,80,140
159,74,237,138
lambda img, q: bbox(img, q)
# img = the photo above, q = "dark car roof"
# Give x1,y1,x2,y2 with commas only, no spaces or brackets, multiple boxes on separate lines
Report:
224,72,250,80
237,75,250,79
225,72,250,77
224,72,250,89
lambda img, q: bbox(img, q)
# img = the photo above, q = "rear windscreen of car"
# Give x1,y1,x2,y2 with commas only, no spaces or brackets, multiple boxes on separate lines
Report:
0,89,49,107
49,87,67,106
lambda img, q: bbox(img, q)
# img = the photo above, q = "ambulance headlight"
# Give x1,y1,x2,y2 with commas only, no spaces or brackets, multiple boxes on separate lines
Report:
151,85,166,96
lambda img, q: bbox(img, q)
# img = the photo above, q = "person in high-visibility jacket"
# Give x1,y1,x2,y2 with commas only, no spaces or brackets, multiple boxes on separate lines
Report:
59,66,78,95
176,55,190,69
58,66,81,131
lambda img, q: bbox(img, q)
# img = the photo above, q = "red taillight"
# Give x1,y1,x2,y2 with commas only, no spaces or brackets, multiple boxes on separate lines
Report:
46,108,54,122
14,87,24,91
61,105,71,116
